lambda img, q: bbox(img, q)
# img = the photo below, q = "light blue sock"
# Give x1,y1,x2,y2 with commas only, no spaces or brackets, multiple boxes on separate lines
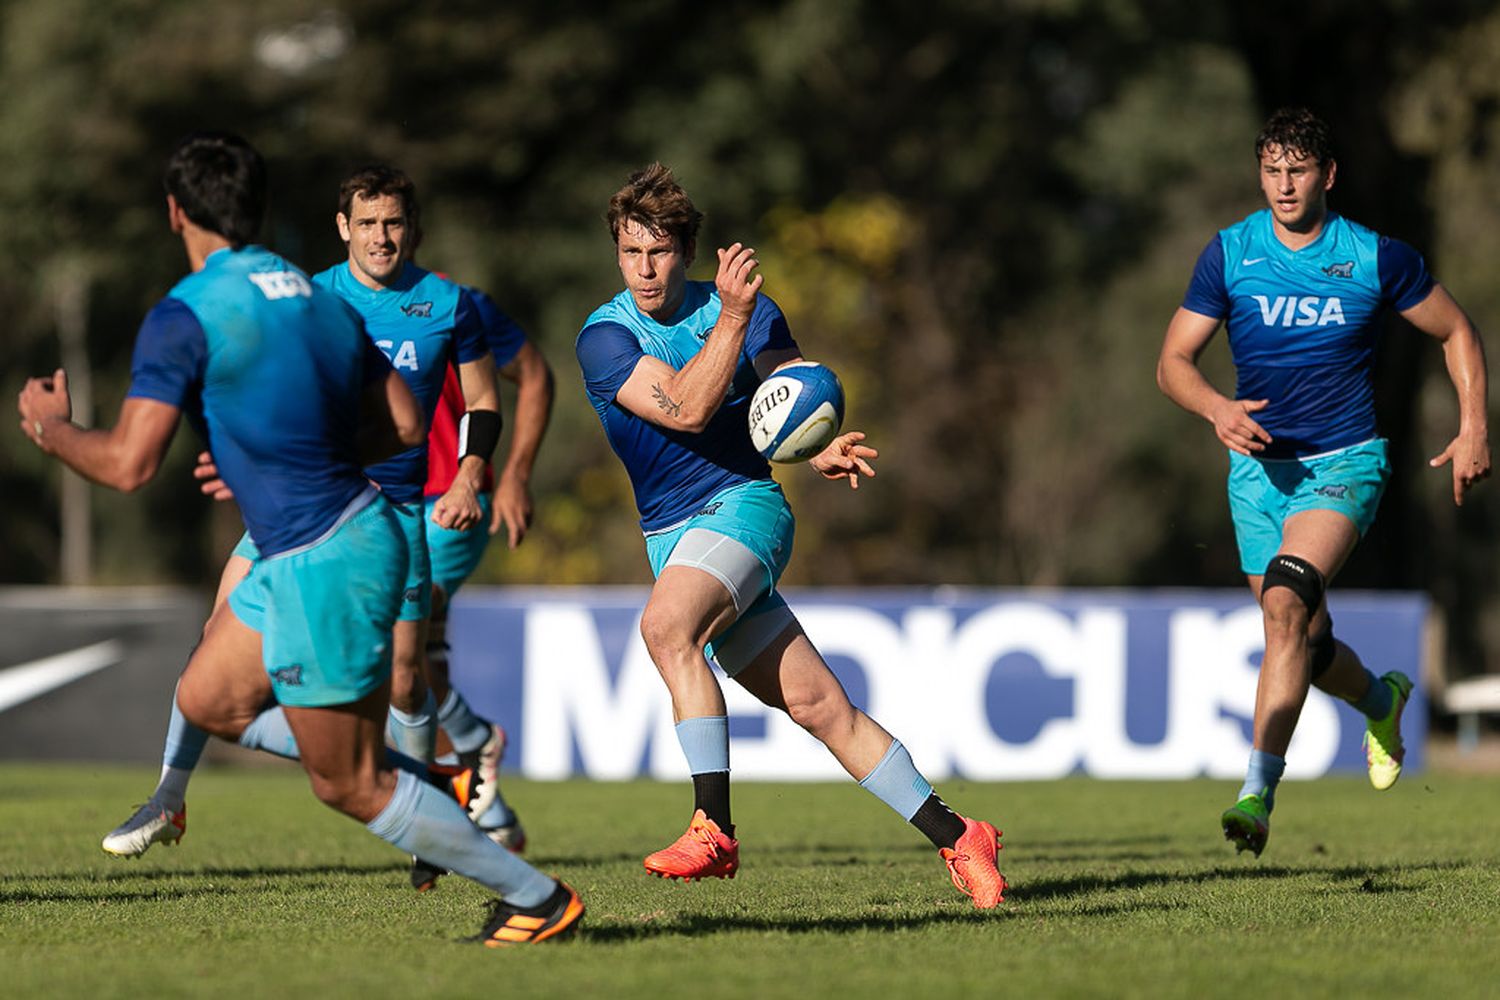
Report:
387,689,438,764
153,692,211,809
163,694,210,770
1239,749,1286,812
436,689,492,755
238,705,300,759
1351,670,1394,720
237,706,433,783
477,797,517,830
366,770,555,906
858,739,934,820
674,716,730,774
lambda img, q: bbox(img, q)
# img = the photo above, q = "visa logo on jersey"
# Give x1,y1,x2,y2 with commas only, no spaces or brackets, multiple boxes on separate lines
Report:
248,271,312,300
1251,295,1346,327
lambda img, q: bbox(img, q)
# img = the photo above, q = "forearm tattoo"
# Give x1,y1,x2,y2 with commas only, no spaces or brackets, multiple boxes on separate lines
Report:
652,383,683,417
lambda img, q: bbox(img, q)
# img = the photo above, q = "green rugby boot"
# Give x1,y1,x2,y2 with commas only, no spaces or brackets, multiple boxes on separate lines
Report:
1221,792,1270,857
1363,671,1414,791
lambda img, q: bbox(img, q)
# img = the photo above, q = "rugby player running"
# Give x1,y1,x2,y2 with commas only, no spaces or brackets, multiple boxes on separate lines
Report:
1156,107,1490,856
20,133,582,944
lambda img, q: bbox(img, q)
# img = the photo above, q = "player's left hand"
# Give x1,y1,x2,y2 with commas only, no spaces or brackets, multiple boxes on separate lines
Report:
17,367,72,453
490,473,534,549
193,450,235,501
1430,431,1491,506
809,431,878,489
432,480,483,531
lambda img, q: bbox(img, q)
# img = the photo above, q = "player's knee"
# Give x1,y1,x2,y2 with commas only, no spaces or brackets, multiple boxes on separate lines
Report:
784,684,854,741
638,603,693,661
176,680,248,741
1261,554,1325,616
304,769,378,820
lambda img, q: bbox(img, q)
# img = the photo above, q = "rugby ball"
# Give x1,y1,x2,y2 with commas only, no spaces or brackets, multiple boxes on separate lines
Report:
747,361,845,463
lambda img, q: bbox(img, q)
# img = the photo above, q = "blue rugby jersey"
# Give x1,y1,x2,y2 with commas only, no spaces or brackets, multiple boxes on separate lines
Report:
469,286,527,369
576,281,798,531
1182,209,1434,458
312,261,488,503
126,247,389,558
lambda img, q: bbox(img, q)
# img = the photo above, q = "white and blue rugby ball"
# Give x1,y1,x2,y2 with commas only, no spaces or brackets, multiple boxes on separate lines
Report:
747,361,845,463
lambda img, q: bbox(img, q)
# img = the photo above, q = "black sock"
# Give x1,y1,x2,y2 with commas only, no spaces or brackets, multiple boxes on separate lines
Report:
692,770,733,837
910,793,967,850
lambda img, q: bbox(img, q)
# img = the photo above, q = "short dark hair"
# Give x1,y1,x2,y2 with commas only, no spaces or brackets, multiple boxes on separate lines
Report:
606,163,703,254
163,132,266,248
1255,107,1335,166
337,164,421,249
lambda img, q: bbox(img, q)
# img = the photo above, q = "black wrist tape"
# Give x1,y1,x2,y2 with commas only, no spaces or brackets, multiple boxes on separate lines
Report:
458,409,503,461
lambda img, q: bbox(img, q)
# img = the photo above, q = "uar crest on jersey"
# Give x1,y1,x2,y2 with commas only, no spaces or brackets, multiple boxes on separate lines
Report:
1251,295,1346,328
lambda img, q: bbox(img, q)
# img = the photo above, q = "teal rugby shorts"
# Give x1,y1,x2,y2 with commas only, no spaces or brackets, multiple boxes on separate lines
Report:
233,496,431,621
1228,437,1391,575
424,492,493,598
644,478,797,676
227,491,407,707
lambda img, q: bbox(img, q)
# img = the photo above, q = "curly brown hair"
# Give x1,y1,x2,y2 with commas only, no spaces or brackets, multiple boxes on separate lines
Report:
1255,107,1335,166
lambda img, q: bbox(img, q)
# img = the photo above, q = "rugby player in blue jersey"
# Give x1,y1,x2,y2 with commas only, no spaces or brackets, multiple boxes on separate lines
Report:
19,133,582,943
1156,108,1490,857
100,167,521,880
576,164,1005,908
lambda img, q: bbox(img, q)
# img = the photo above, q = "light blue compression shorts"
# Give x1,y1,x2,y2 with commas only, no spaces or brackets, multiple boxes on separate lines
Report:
424,493,492,598
234,495,431,621
644,478,797,676
1228,437,1392,575
227,489,407,708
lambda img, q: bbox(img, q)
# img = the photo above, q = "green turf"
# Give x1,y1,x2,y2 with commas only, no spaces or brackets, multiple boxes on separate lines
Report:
2,763,1497,998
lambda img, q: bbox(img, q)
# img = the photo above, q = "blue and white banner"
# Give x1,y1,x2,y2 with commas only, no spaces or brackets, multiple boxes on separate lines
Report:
447,588,1429,781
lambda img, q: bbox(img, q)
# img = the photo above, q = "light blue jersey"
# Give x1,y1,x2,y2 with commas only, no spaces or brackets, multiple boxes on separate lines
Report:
1182,209,1433,458
127,247,387,557
313,261,488,503
576,282,798,531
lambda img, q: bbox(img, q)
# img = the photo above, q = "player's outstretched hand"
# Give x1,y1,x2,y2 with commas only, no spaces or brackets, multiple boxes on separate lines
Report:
432,480,483,531
18,368,71,453
810,431,878,489
1430,432,1492,506
1210,397,1272,455
490,473,534,549
715,242,762,320
193,450,235,501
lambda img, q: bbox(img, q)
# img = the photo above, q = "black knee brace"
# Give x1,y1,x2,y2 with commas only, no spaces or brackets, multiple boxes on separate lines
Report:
1262,554,1324,614
1308,624,1336,680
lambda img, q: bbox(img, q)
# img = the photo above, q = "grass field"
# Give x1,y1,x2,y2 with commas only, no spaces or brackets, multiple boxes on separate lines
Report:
2,763,1497,999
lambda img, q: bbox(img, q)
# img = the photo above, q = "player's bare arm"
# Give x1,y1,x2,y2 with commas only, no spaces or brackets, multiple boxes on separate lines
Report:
491,342,554,547
614,243,762,432
19,369,180,492
1156,307,1272,455
1401,284,1492,504
432,353,499,531
357,368,426,465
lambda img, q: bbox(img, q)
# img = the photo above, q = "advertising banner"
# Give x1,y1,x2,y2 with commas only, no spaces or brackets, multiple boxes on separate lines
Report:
447,588,1430,781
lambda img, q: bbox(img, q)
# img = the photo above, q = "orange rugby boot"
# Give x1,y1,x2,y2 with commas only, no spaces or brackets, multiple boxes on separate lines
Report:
643,809,739,881
940,816,1006,908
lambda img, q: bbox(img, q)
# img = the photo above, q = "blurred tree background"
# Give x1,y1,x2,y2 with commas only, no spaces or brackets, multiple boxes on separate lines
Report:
3,0,1499,676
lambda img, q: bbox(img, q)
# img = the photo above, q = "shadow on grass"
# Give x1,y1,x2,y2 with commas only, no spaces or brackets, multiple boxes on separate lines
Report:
579,897,1176,942
1016,858,1466,903
0,860,407,898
